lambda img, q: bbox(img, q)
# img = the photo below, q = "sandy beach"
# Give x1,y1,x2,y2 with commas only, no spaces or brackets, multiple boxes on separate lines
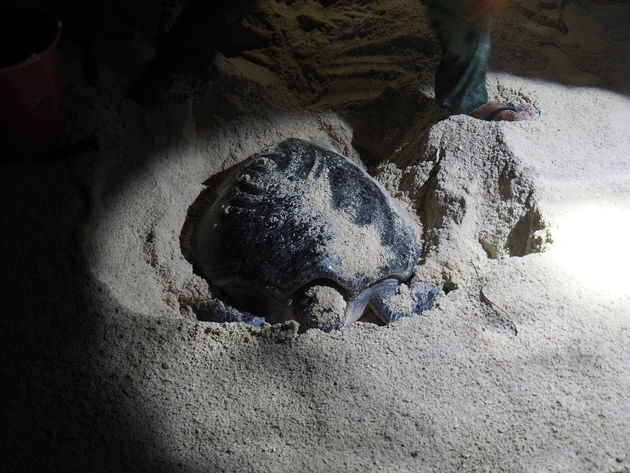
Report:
2,1,629,471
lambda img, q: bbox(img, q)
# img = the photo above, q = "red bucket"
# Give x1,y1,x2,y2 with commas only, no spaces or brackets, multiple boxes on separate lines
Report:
0,6,65,162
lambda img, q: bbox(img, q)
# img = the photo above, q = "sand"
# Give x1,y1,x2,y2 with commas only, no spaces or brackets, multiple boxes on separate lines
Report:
2,0,629,472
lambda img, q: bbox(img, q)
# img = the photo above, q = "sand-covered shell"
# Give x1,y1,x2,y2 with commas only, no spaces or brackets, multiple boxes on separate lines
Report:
191,138,420,315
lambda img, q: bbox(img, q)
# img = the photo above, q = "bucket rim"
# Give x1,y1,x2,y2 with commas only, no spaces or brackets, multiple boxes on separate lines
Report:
0,6,62,73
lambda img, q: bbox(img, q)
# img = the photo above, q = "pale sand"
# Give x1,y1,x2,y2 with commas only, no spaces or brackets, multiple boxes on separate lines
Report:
2,1,629,472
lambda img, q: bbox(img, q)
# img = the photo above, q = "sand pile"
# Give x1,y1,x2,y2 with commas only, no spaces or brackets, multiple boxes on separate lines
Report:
3,0,629,472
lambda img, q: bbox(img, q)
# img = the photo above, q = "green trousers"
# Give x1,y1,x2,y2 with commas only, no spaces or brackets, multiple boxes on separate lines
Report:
424,0,493,114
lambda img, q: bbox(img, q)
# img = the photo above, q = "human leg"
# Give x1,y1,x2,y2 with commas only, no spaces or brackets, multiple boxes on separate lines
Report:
424,0,538,121
424,0,491,114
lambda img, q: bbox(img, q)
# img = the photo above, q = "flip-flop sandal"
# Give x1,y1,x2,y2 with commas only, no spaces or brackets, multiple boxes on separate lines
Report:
484,101,540,121
484,104,517,121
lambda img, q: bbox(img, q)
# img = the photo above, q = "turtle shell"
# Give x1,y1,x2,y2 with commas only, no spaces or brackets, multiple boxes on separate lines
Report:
191,138,420,305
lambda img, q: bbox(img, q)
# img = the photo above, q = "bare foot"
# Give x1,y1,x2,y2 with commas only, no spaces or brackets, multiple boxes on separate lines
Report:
469,101,540,122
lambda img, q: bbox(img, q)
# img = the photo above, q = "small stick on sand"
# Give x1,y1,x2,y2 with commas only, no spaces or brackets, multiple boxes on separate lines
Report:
472,262,518,336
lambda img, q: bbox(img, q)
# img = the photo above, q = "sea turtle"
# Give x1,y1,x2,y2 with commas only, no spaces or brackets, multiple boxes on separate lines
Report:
191,138,439,331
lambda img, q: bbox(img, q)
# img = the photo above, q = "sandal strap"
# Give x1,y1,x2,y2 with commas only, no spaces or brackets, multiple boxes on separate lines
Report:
484,106,516,121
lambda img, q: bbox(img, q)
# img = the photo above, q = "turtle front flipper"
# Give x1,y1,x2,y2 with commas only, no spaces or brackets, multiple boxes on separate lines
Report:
369,279,440,324
193,299,266,326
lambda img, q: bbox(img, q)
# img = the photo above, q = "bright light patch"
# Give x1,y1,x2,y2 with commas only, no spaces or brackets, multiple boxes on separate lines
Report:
552,205,630,296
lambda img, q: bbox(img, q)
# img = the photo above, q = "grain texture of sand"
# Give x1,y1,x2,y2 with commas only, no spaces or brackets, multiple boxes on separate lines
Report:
2,1,629,472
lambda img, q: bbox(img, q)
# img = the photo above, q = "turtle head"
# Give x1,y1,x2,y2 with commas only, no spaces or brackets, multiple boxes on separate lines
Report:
295,283,347,332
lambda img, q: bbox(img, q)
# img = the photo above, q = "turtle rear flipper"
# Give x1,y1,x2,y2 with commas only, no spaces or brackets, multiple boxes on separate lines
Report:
369,279,440,324
193,298,266,326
